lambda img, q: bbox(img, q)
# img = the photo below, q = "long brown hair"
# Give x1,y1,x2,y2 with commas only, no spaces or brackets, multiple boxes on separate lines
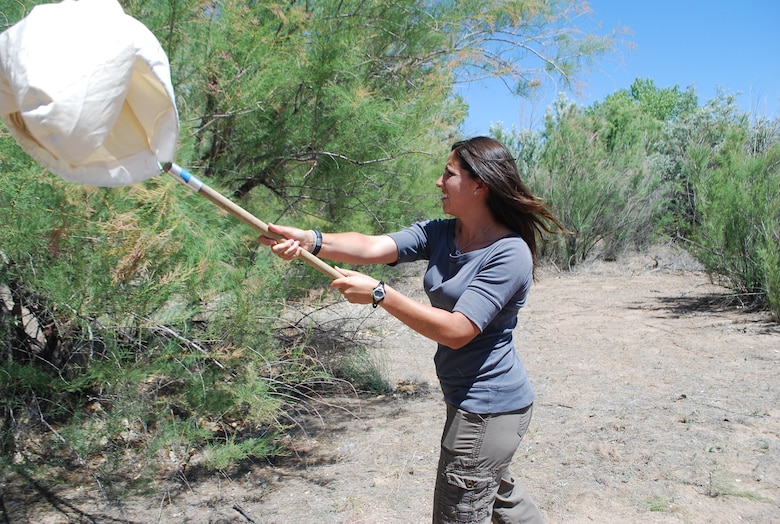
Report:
451,136,567,265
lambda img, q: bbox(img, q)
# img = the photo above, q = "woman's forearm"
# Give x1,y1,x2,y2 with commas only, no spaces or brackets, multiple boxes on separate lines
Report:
319,231,398,265
262,224,398,266
379,285,479,349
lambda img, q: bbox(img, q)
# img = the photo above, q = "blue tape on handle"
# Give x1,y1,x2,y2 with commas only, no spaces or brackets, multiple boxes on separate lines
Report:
167,163,204,192
179,167,193,183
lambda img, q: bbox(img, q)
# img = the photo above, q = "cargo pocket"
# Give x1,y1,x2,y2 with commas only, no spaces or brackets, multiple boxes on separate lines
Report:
436,467,496,523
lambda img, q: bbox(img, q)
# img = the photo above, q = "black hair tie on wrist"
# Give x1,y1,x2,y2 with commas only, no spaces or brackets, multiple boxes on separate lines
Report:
311,229,322,255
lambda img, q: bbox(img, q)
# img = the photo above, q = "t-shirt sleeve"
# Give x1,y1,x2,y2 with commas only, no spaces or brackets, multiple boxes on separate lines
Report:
386,219,439,263
453,239,533,331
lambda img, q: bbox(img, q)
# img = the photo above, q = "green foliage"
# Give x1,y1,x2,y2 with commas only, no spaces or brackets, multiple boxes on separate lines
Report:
652,89,743,237
203,436,285,471
494,80,780,324
636,87,780,318
758,237,780,320
523,93,669,266
629,78,697,122
339,347,391,394
0,132,305,478
120,0,614,237
491,125,544,180
128,0,463,234
689,139,780,317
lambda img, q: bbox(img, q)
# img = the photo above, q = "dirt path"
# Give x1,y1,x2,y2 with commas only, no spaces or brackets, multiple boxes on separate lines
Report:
18,247,780,523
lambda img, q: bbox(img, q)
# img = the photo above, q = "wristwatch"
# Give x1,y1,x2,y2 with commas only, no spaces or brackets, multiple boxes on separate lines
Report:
371,281,386,308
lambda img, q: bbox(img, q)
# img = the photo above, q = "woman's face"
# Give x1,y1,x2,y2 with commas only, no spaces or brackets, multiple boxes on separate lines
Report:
436,151,481,217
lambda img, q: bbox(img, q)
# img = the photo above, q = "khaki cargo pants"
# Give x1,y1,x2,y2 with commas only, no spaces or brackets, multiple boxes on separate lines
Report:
432,404,543,524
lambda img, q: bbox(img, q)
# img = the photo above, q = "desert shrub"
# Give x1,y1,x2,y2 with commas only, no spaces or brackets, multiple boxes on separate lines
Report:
524,94,669,266
689,140,780,317
0,135,343,488
339,347,391,393
758,235,780,320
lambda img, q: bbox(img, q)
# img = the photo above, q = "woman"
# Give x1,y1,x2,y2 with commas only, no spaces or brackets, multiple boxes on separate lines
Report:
260,136,565,523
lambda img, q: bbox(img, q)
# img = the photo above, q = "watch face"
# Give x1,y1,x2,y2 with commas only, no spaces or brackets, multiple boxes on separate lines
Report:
372,283,385,301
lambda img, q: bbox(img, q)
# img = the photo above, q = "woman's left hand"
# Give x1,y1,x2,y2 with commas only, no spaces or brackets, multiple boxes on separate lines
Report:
330,268,381,305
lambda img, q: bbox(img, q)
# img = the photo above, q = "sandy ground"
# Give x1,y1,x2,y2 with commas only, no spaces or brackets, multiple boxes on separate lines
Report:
7,246,780,523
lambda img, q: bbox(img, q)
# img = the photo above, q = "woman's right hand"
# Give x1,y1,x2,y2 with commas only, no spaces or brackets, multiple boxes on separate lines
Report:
258,223,314,261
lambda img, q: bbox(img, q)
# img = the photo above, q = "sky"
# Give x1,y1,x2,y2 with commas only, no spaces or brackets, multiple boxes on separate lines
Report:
459,1,780,135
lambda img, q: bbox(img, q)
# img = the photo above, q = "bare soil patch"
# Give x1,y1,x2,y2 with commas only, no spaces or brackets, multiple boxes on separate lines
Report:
5,245,780,523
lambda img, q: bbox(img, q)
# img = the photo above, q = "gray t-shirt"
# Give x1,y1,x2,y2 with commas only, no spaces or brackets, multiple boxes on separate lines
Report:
388,218,535,414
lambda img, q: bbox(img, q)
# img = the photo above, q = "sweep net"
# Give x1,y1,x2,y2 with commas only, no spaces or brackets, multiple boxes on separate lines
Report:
0,0,178,187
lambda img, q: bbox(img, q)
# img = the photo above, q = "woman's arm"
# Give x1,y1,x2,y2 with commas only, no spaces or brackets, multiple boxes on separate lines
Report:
260,225,479,348
259,223,398,265
331,269,480,349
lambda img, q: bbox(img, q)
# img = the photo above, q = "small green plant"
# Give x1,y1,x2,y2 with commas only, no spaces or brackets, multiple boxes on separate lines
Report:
707,470,770,502
202,436,285,471
340,347,391,394
644,496,673,513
